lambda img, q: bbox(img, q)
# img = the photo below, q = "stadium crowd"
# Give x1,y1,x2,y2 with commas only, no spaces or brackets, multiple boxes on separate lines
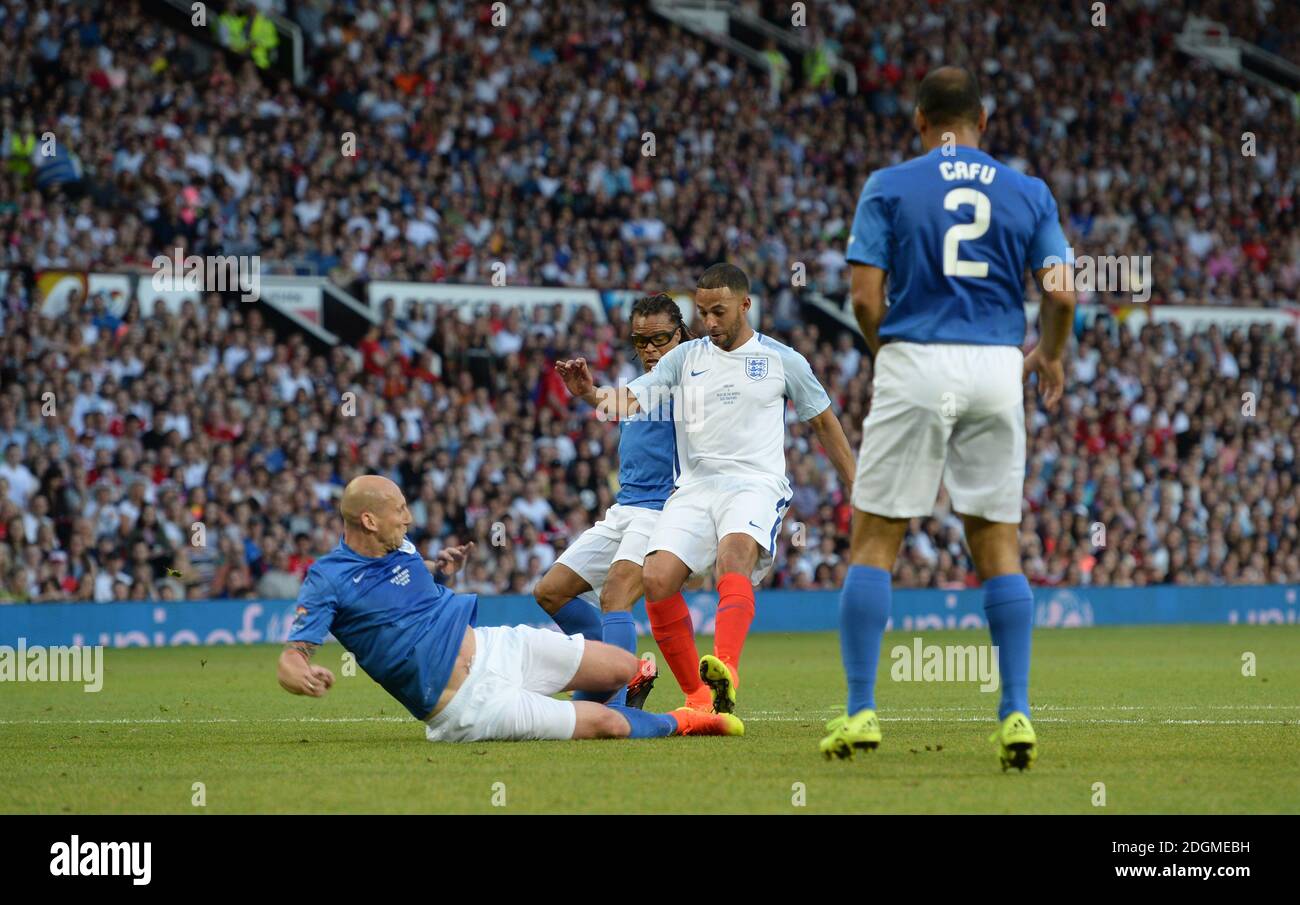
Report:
0,289,1295,602
0,0,1296,311
0,0,1295,602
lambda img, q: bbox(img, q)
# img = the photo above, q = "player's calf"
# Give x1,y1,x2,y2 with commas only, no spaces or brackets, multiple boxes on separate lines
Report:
572,701,745,739
599,560,642,613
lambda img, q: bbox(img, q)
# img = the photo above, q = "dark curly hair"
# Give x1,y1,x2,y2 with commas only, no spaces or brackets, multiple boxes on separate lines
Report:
630,292,694,341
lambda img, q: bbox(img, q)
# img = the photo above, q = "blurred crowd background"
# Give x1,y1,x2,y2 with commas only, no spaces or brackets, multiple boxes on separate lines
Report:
1,295,1294,601
1,0,1296,307
0,0,1296,602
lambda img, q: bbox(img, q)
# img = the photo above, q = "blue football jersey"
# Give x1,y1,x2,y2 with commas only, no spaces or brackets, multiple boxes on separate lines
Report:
288,538,478,719
846,145,1069,346
615,410,676,509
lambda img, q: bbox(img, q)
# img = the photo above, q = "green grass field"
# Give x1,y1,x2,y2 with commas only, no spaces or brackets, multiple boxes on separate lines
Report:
2,625,1298,814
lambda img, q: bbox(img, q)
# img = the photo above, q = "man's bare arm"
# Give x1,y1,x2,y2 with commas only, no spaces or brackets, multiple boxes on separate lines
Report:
590,385,641,420
278,641,334,697
1024,264,1078,409
849,264,889,356
807,406,856,496
555,358,641,418
284,641,318,660
1032,264,1077,361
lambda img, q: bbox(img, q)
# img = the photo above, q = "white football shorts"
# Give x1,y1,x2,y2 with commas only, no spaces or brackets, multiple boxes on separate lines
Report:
424,625,585,742
646,476,791,585
852,341,1025,523
554,503,660,605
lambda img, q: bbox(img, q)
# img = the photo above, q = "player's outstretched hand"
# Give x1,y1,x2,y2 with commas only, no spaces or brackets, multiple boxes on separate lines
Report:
555,358,594,399
1023,347,1065,409
305,665,335,697
282,663,334,697
433,541,475,576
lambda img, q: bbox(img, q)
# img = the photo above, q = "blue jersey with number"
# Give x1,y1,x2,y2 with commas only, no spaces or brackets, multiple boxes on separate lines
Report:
616,411,675,510
287,538,477,719
845,145,1069,346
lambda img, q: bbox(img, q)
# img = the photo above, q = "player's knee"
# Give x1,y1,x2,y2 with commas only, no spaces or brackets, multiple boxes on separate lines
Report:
594,706,631,739
716,536,759,577
581,642,637,691
572,702,630,739
716,552,755,577
533,573,564,614
608,646,639,686
641,568,673,603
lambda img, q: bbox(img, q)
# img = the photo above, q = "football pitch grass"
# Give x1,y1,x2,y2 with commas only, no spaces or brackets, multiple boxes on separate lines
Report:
2,625,1298,814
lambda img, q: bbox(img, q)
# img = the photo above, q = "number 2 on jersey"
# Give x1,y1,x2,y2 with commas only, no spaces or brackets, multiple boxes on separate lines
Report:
942,188,990,278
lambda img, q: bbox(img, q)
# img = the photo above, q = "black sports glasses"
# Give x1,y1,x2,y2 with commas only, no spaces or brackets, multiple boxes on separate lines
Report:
629,329,679,350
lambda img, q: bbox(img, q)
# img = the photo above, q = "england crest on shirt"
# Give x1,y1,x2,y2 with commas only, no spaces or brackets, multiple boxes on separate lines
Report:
745,356,769,380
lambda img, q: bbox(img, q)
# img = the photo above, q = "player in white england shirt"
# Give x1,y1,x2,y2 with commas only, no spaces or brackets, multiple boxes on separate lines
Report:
557,264,856,713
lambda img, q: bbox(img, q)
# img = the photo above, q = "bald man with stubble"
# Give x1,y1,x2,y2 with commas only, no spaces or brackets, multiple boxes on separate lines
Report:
277,475,743,742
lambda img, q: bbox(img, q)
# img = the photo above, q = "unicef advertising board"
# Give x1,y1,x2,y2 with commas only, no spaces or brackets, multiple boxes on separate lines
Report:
2,586,1296,649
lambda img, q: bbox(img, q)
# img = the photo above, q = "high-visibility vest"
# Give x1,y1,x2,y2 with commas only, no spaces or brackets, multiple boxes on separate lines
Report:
219,12,249,53
6,132,34,176
805,47,832,88
250,14,279,69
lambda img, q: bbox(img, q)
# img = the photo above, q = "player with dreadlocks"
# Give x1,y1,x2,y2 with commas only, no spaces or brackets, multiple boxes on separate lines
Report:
533,293,707,710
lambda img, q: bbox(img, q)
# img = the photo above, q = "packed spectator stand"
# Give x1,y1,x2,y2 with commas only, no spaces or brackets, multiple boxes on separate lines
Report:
0,0,1296,602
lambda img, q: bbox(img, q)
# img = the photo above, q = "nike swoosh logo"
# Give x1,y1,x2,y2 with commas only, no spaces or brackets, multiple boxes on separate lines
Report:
353,575,363,583
690,369,709,376
748,520,763,530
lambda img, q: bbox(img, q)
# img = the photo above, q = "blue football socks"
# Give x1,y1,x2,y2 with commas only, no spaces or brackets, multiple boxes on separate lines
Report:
607,704,676,738
599,611,637,707
983,573,1034,720
839,565,892,714
551,598,602,639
